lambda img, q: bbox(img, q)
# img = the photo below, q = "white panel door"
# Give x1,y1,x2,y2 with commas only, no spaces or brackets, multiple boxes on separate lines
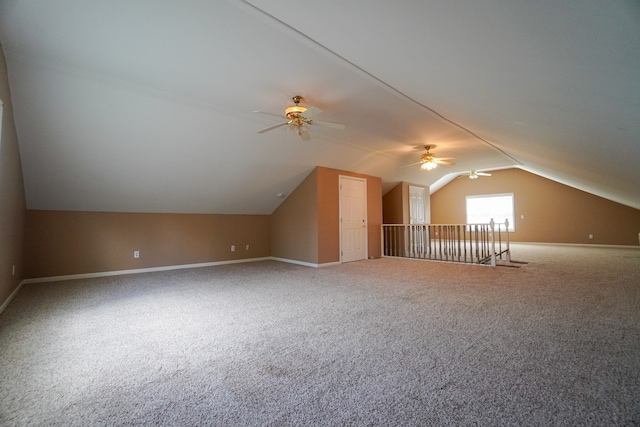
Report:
409,185,426,224
339,176,367,263
409,185,427,255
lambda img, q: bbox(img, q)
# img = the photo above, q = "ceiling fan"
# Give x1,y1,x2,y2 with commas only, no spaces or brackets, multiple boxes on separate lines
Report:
404,145,455,170
254,96,346,141
458,170,492,179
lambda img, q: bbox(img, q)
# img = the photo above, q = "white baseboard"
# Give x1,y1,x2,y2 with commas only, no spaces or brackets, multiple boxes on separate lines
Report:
20,257,273,285
270,257,320,268
319,261,342,268
269,257,343,268
1,256,353,313
0,280,25,315
16,256,342,288
510,241,640,249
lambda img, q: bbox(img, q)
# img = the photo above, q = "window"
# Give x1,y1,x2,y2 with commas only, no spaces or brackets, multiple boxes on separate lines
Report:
466,193,515,231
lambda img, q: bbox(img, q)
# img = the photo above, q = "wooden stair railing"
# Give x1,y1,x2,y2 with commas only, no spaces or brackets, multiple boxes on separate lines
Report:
381,219,510,266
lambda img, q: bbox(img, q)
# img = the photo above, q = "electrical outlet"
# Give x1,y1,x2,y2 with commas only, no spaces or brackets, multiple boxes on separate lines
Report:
245,244,250,250
231,245,236,252
134,250,140,258
588,234,593,239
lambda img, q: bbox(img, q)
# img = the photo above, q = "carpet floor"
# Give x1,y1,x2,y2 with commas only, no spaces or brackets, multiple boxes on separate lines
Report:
1,244,639,426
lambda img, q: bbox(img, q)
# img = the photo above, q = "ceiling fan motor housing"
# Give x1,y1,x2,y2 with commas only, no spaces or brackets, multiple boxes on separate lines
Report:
420,153,434,163
285,105,307,119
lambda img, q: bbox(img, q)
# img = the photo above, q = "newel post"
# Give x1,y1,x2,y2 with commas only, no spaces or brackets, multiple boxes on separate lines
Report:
490,218,496,266
505,218,511,262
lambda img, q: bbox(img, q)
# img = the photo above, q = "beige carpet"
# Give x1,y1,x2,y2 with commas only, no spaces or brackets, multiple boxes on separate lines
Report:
1,244,639,425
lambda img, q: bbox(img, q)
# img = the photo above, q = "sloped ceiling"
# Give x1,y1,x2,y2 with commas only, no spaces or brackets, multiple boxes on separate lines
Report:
0,0,638,214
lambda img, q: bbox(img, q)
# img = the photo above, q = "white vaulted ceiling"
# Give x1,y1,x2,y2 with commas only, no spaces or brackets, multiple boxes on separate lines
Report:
0,0,638,213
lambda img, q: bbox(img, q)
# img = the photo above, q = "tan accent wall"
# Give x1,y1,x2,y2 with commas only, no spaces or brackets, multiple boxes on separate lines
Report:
0,44,27,305
382,181,430,224
270,169,319,264
383,183,404,224
316,167,339,263
24,211,271,278
317,167,383,263
431,168,640,246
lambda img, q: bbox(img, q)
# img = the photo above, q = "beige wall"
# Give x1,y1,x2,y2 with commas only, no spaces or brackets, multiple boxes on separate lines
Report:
24,211,271,278
270,169,319,264
23,166,383,279
271,166,383,265
431,168,640,246
0,44,27,304
13,165,639,283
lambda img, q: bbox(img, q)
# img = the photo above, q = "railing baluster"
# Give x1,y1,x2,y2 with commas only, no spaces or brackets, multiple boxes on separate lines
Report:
381,222,509,266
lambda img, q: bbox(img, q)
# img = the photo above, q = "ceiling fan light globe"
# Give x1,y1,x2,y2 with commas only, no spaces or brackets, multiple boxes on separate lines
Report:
421,162,437,171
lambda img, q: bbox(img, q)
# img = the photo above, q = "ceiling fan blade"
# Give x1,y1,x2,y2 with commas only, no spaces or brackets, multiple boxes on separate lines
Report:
253,110,285,118
435,159,455,166
477,172,492,176
300,106,322,119
257,122,288,133
309,119,346,130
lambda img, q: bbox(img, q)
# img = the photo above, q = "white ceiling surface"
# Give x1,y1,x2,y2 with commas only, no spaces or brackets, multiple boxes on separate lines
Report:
1,0,638,214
